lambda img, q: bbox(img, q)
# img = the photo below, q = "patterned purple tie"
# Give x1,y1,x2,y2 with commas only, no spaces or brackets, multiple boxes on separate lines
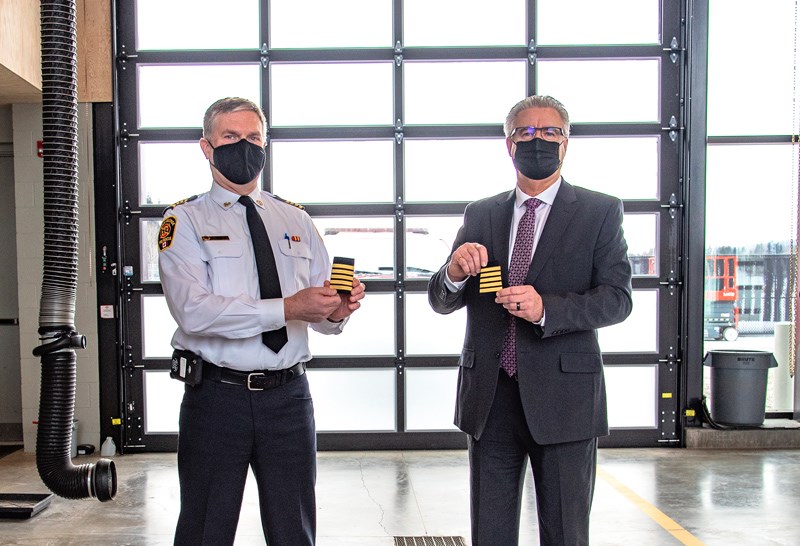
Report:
500,198,541,377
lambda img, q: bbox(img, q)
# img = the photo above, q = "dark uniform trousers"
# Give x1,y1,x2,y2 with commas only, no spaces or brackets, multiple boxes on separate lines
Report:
469,371,598,546
174,373,316,546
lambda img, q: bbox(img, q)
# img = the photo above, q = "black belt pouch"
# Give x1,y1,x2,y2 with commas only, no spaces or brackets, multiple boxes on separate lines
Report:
170,349,204,386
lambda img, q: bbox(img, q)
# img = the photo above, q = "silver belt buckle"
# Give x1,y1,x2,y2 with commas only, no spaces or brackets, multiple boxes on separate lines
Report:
247,372,265,391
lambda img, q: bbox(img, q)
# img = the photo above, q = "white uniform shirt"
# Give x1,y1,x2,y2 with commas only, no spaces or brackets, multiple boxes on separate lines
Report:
158,182,344,371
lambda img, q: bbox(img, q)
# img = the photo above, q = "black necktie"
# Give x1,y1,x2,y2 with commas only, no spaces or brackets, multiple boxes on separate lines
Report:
238,195,288,353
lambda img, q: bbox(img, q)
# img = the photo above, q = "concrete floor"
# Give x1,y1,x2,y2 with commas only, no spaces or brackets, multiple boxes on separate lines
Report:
0,447,799,545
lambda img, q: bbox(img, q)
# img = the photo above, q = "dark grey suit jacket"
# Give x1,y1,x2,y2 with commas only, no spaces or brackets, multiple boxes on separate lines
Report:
428,180,633,445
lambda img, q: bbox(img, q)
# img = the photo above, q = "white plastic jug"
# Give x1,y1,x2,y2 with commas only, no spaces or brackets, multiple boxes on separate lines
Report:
100,436,116,457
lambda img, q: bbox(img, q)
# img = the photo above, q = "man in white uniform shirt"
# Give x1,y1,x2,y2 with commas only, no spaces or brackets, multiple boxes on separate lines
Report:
158,97,364,546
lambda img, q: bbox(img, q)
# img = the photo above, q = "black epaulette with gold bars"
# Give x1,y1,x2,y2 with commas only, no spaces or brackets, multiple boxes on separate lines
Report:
270,194,305,210
162,195,198,215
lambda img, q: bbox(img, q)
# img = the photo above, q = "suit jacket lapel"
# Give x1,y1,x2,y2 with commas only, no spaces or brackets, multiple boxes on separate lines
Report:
526,180,578,284
490,191,515,282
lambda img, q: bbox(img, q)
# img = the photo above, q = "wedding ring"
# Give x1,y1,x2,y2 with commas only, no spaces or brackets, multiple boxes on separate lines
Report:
516,302,521,311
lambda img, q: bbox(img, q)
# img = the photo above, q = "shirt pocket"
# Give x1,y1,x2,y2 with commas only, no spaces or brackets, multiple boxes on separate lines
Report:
200,240,247,295
200,240,244,261
277,240,312,260
277,240,313,291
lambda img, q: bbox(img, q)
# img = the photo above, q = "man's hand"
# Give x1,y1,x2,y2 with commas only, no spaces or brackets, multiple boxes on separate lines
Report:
326,278,365,322
284,286,342,323
446,242,489,282
495,284,544,323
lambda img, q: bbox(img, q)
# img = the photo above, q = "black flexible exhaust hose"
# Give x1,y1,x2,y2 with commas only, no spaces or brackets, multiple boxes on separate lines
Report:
33,0,116,501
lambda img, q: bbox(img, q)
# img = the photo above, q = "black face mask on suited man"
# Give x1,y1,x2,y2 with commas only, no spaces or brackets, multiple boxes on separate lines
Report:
512,138,563,180
209,138,266,185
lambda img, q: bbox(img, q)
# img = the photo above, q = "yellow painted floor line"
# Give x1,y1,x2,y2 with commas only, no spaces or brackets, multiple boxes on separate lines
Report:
597,467,706,546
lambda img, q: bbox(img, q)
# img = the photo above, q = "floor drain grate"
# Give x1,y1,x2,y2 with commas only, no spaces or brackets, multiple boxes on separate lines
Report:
394,538,467,546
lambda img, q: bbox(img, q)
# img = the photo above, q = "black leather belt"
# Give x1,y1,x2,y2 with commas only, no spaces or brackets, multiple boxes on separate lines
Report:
203,361,306,391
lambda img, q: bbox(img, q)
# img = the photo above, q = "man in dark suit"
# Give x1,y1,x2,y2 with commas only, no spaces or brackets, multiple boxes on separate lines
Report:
428,95,633,545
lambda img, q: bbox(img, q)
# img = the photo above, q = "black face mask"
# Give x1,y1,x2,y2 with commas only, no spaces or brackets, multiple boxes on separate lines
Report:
209,139,266,185
512,138,562,180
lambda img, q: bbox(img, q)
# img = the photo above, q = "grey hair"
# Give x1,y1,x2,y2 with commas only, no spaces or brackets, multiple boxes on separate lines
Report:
503,95,570,138
202,97,267,139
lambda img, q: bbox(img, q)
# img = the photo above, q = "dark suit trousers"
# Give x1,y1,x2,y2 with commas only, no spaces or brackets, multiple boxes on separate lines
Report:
469,371,597,546
174,374,316,546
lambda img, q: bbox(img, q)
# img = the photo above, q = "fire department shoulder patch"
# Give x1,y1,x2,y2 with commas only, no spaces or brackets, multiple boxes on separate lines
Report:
158,216,177,252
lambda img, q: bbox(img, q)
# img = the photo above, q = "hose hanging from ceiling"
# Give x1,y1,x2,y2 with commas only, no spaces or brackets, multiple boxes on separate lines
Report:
33,0,116,502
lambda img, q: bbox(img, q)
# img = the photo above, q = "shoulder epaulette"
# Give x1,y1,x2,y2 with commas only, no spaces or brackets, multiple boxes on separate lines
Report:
162,195,198,215
270,194,305,210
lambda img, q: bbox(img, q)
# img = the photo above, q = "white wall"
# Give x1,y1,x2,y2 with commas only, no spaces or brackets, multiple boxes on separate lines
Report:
13,103,100,452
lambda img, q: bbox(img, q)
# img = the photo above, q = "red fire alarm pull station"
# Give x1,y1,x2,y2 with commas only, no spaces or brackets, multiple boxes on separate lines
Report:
37,140,44,158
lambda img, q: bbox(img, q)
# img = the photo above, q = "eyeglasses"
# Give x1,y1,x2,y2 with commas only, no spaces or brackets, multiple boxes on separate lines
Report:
510,126,566,143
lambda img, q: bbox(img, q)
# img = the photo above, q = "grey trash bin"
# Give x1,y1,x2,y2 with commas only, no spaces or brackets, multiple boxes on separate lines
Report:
703,350,778,426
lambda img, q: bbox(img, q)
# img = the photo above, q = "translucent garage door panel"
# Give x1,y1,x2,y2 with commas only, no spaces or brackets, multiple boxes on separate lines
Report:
561,136,659,200
136,0,259,50
139,142,213,207
404,61,526,125
307,369,396,432
537,0,660,46
404,139,514,203
144,370,183,434
404,0,525,47
405,368,460,431
405,293,466,356
624,213,659,278
142,219,161,283
270,0,391,48
142,295,177,358
313,215,458,281
138,64,261,129
606,365,658,429
537,60,660,123
271,141,394,204
313,216,395,280
404,216,462,279
599,289,658,353
308,293,395,357
270,63,393,127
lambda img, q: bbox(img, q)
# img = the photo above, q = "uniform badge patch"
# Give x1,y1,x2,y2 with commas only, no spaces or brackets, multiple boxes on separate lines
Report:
159,216,177,251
